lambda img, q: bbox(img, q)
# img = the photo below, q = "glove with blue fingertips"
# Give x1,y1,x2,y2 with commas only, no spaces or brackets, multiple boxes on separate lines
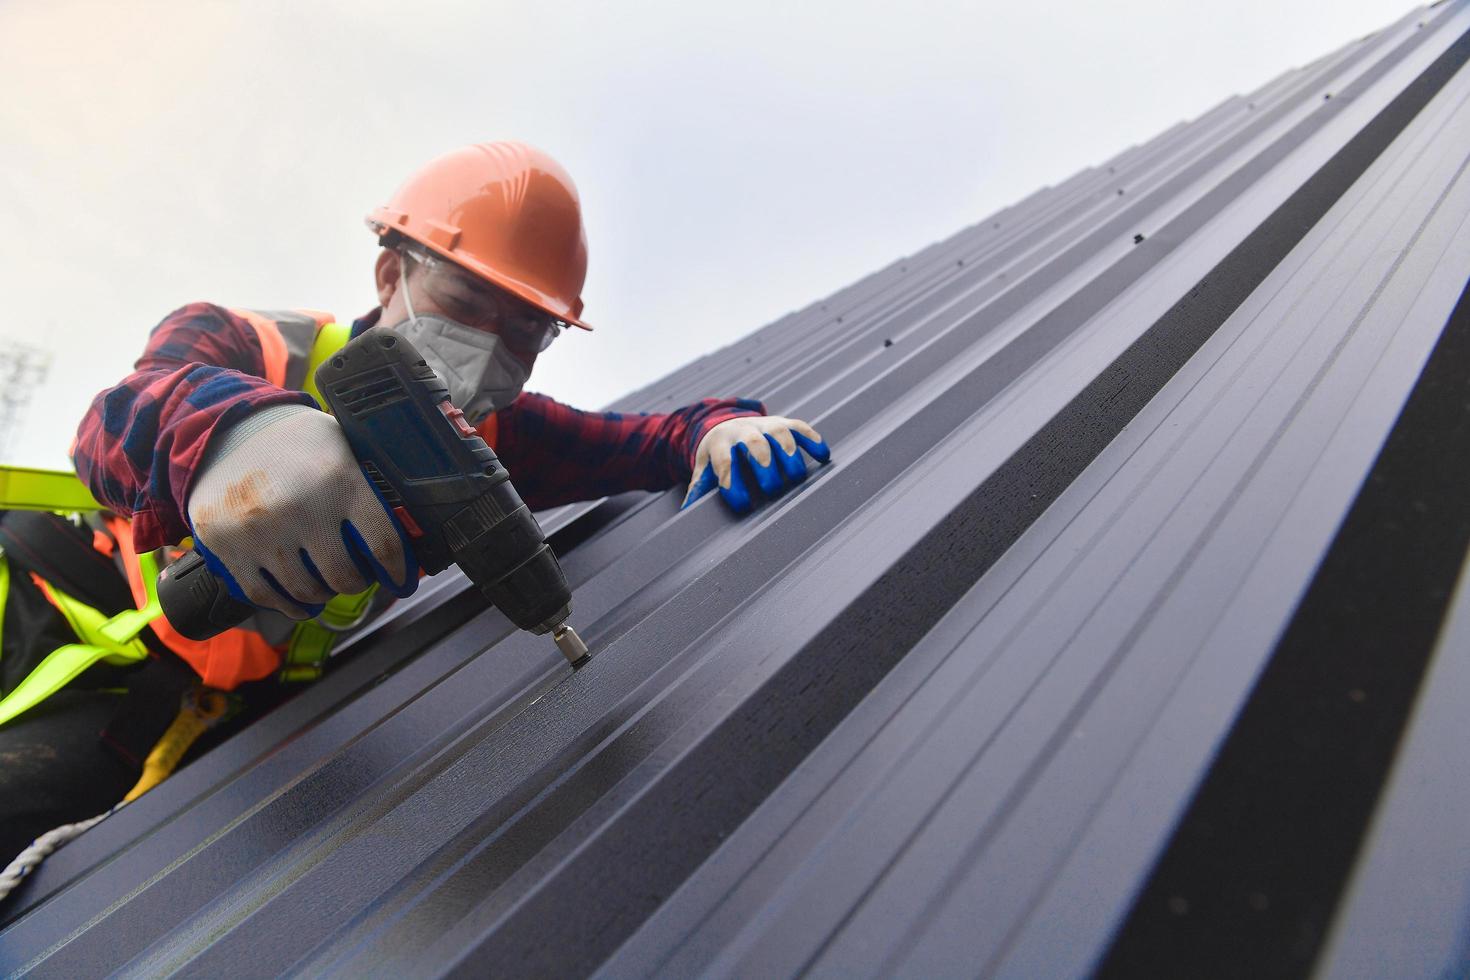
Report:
185,404,419,620
682,415,831,513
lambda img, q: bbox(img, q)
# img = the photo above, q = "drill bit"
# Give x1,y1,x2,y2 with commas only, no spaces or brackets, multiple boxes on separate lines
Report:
553,624,590,668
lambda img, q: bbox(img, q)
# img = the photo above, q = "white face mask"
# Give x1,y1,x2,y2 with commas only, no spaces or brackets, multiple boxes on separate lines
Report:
392,314,531,422
390,263,531,422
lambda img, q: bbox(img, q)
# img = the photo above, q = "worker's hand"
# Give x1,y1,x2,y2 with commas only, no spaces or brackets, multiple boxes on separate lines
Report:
185,406,417,619
682,415,831,513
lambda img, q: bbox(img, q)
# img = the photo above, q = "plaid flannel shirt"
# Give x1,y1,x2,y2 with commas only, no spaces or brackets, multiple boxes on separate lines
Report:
74,303,764,550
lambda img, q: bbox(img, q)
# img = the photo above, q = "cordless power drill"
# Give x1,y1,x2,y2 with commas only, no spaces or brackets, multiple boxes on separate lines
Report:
156,327,589,666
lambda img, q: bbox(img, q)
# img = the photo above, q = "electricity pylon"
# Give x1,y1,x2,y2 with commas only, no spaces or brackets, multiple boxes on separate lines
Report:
0,341,52,461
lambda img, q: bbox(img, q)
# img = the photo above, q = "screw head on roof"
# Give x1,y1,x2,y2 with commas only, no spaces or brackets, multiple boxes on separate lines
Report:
1133,233,1145,244
1117,188,1125,196
883,339,893,348
1323,93,1332,100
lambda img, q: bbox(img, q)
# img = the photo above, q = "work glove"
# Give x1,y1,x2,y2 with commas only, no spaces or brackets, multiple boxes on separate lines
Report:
682,415,831,514
185,405,417,619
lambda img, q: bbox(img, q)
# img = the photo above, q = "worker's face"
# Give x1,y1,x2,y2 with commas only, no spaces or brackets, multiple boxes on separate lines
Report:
374,249,561,370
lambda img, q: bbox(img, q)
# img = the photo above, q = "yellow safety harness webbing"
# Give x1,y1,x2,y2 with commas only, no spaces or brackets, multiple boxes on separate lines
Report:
0,575,153,728
123,688,231,801
0,466,101,512
0,555,8,667
0,475,128,702
302,320,354,410
0,485,155,727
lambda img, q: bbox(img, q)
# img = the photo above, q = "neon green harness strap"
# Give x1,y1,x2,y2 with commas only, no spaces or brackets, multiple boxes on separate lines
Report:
0,576,152,728
318,585,377,631
40,580,151,665
0,466,101,512
0,555,9,665
280,585,377,682
0,644,132,727
301,321,353,411
103,547,165,648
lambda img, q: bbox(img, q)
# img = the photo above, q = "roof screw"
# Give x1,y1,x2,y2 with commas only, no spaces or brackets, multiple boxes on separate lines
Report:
1133,233,1145,244
1323,92,1332,100
883,339,894,348
1117,188,1125,196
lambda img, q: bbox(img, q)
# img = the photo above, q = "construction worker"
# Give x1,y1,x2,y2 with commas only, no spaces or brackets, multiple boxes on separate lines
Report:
0,141,828,879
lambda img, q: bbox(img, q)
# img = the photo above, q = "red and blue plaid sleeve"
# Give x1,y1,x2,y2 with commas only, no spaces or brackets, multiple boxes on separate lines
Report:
490,392,766,510
72,302,316,550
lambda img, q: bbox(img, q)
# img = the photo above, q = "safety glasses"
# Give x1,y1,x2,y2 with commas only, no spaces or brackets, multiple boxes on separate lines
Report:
401,247,565,354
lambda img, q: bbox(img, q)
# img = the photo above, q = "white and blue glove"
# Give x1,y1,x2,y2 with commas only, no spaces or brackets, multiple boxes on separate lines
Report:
682,415,831,513
185,405,418,619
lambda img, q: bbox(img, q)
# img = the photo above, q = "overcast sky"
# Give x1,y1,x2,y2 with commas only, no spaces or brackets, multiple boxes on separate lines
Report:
1,0,1419,468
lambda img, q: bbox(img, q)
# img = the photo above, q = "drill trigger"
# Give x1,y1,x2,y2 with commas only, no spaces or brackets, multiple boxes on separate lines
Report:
392,506,425,539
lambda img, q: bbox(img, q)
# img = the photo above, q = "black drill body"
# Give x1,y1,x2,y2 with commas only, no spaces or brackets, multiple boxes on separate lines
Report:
158,327,575,647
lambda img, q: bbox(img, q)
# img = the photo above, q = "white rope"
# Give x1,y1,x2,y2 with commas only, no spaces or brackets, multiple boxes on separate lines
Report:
0,804,120,903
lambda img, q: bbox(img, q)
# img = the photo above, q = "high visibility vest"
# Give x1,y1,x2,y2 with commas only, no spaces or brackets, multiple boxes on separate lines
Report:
0,308,498,724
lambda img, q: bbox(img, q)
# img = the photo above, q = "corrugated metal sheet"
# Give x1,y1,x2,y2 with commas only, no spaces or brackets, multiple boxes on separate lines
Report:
4,4,1469,975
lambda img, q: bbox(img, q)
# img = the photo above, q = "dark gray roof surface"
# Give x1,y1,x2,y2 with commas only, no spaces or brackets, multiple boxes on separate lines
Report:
4,4,1469,976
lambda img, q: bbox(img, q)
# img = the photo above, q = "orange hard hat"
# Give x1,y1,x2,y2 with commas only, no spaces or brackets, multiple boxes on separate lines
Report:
367,142,591,330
